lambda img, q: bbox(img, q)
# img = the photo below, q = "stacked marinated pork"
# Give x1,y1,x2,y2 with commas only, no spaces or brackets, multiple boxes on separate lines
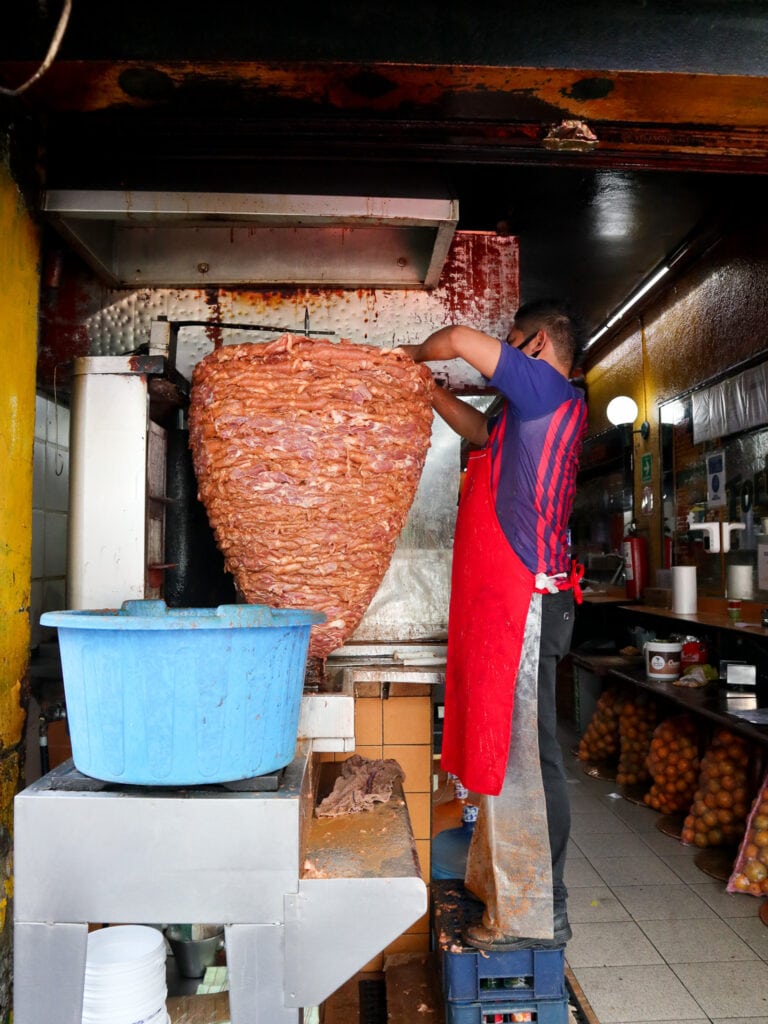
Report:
189,334,434,659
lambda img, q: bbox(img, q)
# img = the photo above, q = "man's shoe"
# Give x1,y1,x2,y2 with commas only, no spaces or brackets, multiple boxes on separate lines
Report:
463,916,571,952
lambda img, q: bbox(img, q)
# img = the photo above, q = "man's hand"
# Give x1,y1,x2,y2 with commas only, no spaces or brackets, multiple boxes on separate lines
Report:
392,344,423,361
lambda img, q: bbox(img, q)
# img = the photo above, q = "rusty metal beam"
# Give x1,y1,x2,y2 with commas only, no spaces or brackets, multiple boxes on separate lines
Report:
3,60,768,172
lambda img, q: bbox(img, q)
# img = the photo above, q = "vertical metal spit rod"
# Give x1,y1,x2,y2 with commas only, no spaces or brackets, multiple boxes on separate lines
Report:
304,307,310,337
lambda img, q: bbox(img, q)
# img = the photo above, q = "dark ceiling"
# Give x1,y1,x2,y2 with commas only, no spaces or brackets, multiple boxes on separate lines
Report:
2,1,768,353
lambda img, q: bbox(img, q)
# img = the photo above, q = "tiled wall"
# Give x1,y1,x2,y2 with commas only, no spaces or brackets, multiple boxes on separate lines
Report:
31,393,70,648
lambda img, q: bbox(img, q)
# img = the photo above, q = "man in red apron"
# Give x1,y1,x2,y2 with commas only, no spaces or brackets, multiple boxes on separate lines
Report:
400,300,587,950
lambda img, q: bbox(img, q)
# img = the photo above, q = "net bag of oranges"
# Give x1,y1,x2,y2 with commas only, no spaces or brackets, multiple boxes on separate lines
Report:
577,687,623,764
616,695,658,788
643,715,700,815
681,728,750,849
727,769,768,897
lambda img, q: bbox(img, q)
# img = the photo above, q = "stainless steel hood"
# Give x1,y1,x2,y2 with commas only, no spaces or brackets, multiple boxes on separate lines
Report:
43,190,459,289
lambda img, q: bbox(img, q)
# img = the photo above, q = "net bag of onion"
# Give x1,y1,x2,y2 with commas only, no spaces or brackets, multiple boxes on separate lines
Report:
727,768,768,897
189,335,434,662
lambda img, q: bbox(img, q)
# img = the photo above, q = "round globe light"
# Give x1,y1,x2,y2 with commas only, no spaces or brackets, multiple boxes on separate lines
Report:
606,395,638,426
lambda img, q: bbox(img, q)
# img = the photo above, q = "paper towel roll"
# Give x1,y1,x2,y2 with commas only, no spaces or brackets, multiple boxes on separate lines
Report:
672,565,697,615
727,563,754,600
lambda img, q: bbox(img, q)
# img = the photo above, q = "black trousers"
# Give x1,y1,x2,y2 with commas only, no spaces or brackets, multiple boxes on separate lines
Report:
538,588,575,909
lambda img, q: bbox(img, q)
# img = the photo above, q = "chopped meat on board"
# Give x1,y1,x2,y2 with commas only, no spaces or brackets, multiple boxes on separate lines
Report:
189,334,434,659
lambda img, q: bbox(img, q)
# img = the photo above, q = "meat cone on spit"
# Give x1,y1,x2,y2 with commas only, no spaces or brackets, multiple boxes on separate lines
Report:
189,334,435,661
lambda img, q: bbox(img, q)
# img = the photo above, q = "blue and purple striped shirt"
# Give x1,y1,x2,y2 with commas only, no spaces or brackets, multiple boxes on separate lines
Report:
487,343,587,576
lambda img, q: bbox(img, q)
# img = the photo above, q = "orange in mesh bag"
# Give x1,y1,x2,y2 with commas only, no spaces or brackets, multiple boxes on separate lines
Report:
617,695,657,788
681,728,750,849
643,715,700,815
189,335,434,661
727,768,768,896
578,687,622,763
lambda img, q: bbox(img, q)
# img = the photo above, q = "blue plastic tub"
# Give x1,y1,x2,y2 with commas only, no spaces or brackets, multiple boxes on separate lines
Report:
40,600,325,785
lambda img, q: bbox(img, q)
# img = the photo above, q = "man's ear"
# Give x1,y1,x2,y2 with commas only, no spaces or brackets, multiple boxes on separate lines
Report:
529,329,547,358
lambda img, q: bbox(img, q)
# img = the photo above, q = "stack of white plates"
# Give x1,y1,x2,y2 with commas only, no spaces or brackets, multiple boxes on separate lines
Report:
82,926,168,1024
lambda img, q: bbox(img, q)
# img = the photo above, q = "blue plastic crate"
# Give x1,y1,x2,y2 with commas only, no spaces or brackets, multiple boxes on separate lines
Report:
444,995,569,1024
433,881,565,1003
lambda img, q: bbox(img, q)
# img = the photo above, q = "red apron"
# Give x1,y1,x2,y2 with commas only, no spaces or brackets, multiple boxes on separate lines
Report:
441,446,535,796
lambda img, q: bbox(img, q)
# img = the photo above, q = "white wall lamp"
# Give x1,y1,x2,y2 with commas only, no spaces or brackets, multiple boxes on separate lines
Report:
606,395,651,440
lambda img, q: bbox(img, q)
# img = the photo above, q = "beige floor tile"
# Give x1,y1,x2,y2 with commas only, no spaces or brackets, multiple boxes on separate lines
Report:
638,916,758,963
610,884,719,922
591,853,682,887
727,914,768,959
672,960,768,1018
688,881,767,919
572,963,704,1023
566,885,632,924
567,920,664,967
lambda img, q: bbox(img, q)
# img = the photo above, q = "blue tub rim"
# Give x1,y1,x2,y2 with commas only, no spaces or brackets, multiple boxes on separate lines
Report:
40,599,327,631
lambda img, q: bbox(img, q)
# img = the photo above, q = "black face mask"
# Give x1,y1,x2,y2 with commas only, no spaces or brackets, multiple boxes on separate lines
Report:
516,329,539,356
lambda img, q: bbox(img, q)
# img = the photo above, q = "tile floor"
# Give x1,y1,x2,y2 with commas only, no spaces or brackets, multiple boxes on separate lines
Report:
563,748,768,1023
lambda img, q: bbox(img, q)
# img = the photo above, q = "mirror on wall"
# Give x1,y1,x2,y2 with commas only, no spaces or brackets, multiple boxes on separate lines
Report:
659,369,768,602
570,427,634,589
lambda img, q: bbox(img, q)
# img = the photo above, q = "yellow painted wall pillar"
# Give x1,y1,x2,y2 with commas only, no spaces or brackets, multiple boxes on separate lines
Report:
0,148,40,1021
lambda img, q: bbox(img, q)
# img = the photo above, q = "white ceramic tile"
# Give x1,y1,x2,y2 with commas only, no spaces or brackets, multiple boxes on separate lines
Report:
45,445,69,511
688,881,765,919
32,509,45,578
570,811,634,836
574,832,665,859
566,920,664,967
44,512,68,576
672,960,768,1018
572,963,704,1023
34,395,47,440
566,885,632,924
564,857,604,888
611,884,719,922
42,579,65,613
638,916,758,963
592,854,682,887
45,398,68,444
33,439,46,507
726,914,768,960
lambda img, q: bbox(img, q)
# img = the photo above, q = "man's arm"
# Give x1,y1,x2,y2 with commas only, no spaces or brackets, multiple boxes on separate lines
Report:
397,326,501,446
431,385,490,446
400,325,503,379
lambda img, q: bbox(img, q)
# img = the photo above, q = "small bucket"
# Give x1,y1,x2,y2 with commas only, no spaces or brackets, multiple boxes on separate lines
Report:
165,927,224,979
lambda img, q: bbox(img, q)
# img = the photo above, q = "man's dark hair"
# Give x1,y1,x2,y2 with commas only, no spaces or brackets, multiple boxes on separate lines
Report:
513,299,584,369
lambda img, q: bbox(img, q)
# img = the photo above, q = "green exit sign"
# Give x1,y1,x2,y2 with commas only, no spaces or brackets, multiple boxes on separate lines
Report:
641,452,653,483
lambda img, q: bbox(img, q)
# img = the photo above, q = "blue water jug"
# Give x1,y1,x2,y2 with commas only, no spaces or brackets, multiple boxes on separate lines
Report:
431,804,479,880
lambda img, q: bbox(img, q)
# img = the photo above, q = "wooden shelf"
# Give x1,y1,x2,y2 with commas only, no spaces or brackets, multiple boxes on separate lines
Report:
619,603,768,638
605,661,768,746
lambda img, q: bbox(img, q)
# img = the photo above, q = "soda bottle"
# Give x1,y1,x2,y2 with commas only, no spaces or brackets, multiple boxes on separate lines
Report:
431,804,479,879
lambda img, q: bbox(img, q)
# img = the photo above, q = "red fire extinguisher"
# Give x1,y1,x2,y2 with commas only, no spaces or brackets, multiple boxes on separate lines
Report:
623,526,648,600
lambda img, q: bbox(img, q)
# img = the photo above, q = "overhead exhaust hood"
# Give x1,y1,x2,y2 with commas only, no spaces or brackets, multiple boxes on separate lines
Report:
43,190,459,290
